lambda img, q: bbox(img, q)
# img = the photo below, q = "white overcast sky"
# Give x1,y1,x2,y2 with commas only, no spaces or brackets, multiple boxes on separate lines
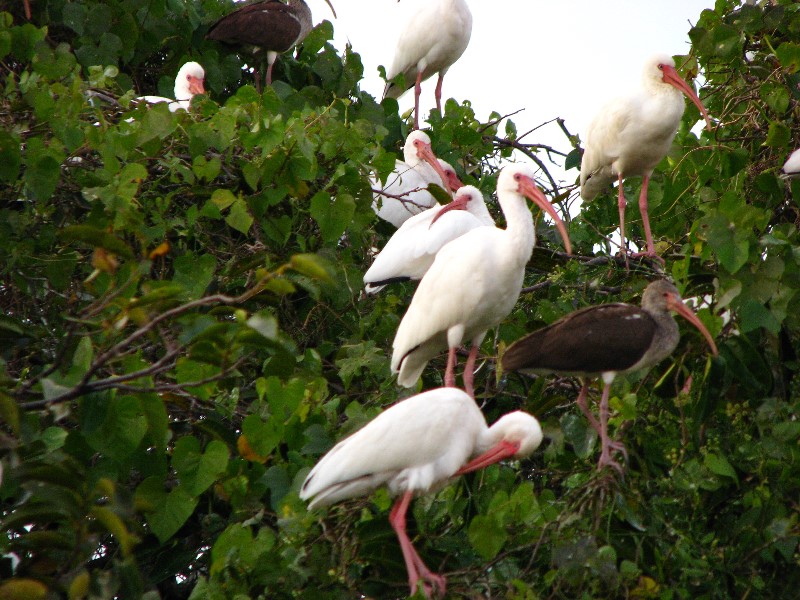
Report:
306,0,715,187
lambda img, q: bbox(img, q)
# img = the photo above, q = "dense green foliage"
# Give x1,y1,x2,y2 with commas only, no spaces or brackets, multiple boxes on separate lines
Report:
1,0,800,598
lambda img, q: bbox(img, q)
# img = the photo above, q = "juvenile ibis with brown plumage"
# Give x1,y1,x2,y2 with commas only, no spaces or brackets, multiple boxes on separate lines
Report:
580,54,713,261
383,0,472,130
206,0,336,90
300,387,543,599
391,164,572,397
364,185,494,294
501,279,718,474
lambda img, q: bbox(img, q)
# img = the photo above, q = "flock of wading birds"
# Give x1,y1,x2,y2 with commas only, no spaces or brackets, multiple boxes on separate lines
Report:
125,0,800,596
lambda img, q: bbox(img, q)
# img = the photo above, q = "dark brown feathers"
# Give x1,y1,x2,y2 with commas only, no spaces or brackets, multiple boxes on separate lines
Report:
206,0,308,53
501,303,658,375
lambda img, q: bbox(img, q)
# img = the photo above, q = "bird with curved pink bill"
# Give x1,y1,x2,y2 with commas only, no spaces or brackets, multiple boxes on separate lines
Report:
580,54,713,262
383,0,472,130
371,130,459,228
300,386,543,599
364,185,493,294
501,279,718,474
133,61,206,113
780,148,800,179
391,164,572,398
206,0,336,91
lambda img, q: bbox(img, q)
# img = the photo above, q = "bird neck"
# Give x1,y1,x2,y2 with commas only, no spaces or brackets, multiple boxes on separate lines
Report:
498,193,535,264
649,310,681,362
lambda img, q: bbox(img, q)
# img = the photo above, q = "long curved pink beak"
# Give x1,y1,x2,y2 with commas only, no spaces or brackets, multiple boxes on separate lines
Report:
662,64,712,132
417,142,453,192
666,293,719,357
429,192,470,227
455,440,520,475
518,176,572,255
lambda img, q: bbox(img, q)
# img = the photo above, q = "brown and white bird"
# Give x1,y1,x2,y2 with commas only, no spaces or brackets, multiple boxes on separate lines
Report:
391,164,571,397
502,279,718,474
134,61,206,112
206,0,336,90
300,387,543,599
580,54,712,260
383,0,472,130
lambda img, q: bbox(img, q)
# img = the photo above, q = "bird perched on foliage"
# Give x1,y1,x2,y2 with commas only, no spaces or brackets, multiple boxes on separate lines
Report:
580,54,712,261
300,387,543,599
206,0,336,91
502,280,718,474
364,185,494,294
371,130,457,228
383,0,472,129
133,61,205,112
391,164,571,397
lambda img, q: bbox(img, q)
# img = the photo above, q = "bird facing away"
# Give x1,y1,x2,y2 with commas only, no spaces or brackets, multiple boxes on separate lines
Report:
300,387,543,599
206,0,336,90
580,54,712,261
364,185,494,294
383,0,473,130
391,164,572,397
780,148,800,179
501,279,718,474
134,61,206,112
371,130,457,228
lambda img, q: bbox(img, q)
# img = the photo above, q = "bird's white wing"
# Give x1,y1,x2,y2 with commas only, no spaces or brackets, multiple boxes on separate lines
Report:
580,96,634,200
413,211,485,259
301,390,483,507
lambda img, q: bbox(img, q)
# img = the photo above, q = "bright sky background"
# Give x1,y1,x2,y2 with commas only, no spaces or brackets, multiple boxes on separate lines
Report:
306,0,716,188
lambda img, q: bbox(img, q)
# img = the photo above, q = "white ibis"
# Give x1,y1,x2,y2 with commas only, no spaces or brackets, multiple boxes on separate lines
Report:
371,130,456,228
364,185,493,294
501,279,718,474
134,61,205,112
780,148,800,178
300,387,543,599
391,164,572,397
383,0,472,130
580,54,713,260
206,0,336,90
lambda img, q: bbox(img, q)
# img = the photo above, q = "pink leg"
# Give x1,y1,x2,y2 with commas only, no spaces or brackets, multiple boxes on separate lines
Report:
444,346,457,388
463,344,480,398
434,72,445,114
414,71,424,130
575,380,602,434
631,174,665,264
596,383,628,475
617,174,629,268
389,492,447,599
265,60,275,87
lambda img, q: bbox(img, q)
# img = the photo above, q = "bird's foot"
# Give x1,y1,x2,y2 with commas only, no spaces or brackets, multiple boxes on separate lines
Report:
630,249,666,267
596,439,627,476
411,572,447,599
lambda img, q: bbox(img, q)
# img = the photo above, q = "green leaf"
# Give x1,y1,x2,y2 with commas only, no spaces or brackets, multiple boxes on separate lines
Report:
173,253,216,298
135,477,198,543
703,452,738,483
759,82,790,115
241,414,282,458
776,42,800,73
83,395,148,463
468,514,508,560
764,121,790,148
309,191,355,243
0,129,21,182
564,148,581,171
290,253,333,282
25,155,60,201
226,198,254,234
172,437,230,496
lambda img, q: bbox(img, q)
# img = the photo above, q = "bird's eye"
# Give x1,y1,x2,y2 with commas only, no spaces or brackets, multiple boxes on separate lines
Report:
514,173,521,181
657,64,664,70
